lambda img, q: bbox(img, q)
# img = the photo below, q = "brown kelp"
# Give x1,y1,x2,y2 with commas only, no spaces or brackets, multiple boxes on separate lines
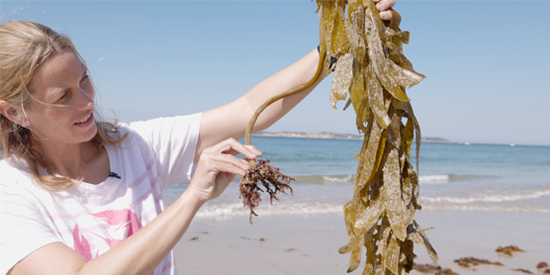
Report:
315,0,437,273
240,2,436,272
412,263,458,275
538,262,549,273
453,257,504,268
495,245,525,258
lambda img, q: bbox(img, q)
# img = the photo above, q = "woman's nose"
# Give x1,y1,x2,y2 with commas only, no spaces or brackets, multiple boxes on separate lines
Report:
75,88,94,111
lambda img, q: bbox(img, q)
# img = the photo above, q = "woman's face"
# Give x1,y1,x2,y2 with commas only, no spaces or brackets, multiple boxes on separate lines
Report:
26,48,97,146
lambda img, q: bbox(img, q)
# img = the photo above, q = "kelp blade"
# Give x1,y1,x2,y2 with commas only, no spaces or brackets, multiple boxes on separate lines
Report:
316,0,437,274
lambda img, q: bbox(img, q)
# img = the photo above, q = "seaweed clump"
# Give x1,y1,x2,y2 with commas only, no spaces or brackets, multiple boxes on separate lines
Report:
238,62,324,225
496,245,525,258
453,257,503,268
239,159,294,224
512,268,533,274
412,263,458,275
238,15,327,224
538,262,550,273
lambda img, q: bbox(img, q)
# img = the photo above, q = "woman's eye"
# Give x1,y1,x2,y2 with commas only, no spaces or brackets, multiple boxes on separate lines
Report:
79,74,89,84
59,92,68,100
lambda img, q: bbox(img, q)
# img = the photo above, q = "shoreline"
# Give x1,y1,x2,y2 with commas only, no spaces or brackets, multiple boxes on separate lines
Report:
252,131,451,143
173,210,550,275
250,133,550,147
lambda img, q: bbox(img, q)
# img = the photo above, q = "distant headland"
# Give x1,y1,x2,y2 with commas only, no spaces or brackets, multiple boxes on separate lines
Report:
252,131,452,143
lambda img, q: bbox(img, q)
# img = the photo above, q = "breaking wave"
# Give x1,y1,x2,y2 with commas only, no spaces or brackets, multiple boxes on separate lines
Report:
294,175,354,184
418,174,494,184
419,174,450,183
421,204,550,212
419,188,550,204
195,202,343,220
290,174,490,184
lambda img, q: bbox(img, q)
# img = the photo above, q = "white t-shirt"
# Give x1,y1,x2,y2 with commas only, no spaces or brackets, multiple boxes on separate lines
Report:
0,113,201,275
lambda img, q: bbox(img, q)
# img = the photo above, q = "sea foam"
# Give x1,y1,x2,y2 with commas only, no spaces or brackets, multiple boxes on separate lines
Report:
420,188,550,204
419,174,450,184
195,202,343,220
421,204,550,212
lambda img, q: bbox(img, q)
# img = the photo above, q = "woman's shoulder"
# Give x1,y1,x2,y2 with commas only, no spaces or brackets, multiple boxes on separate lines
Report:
120,113,202,146
0,157,28,179
103,114,202,143
0,158,35,192
127,113,202,134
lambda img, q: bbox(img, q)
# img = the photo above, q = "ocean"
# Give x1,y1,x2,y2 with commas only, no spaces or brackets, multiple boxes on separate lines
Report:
162,136,550,221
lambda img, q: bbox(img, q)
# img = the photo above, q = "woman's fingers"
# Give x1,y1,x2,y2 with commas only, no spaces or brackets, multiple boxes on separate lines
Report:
205,138,261,161
188,153,241,202
189,138,264,202
379,11,392,21
373,0,396,10
244,145,262,158
200,138,261,178
373,0,396,21
203,151,249,176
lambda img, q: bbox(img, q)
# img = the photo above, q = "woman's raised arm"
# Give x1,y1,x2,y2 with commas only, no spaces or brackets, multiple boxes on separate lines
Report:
195,0,396,162
196,48,322,162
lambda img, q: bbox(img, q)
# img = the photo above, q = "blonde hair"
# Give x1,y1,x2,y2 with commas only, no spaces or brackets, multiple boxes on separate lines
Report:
0,21,127,190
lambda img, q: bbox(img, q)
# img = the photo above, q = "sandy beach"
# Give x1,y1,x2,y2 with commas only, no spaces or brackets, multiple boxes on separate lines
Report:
166,141,550,275
172,210,550,275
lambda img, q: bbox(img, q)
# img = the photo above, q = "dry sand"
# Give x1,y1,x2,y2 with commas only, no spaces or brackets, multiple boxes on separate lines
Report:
173,210,550,275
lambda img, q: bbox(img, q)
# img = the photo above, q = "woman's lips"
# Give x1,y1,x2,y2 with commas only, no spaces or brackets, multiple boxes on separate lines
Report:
74,113,93,126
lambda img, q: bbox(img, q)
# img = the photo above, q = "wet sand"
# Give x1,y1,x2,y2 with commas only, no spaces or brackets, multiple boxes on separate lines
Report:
173,210,550,275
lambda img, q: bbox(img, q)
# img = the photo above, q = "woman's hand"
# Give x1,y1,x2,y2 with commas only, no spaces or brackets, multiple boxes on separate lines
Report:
187,138,261,203
374,0,397,21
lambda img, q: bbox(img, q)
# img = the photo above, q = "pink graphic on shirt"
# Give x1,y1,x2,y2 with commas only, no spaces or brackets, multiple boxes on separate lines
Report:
73,224,93,261
72,209,143,260
93,209,143,248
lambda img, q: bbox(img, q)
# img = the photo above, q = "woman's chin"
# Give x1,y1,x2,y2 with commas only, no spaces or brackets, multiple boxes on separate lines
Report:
81,123,99,142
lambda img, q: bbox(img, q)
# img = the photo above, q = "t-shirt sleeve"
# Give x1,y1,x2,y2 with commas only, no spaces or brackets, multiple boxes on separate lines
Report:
128,113,201,188
0,183,62,274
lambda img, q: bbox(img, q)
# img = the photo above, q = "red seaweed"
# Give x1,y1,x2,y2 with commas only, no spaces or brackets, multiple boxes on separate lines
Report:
239,159,294,224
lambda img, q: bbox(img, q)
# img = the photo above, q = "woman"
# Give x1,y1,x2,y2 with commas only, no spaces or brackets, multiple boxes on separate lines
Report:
0,2,396,274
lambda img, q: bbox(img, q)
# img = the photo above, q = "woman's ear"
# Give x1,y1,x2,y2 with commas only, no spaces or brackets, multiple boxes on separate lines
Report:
0,100,28,126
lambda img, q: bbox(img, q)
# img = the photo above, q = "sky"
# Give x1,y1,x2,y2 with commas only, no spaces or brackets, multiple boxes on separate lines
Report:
1,0,549,146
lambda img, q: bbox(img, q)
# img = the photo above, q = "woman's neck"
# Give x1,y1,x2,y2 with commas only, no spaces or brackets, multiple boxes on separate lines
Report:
31,138,107,183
